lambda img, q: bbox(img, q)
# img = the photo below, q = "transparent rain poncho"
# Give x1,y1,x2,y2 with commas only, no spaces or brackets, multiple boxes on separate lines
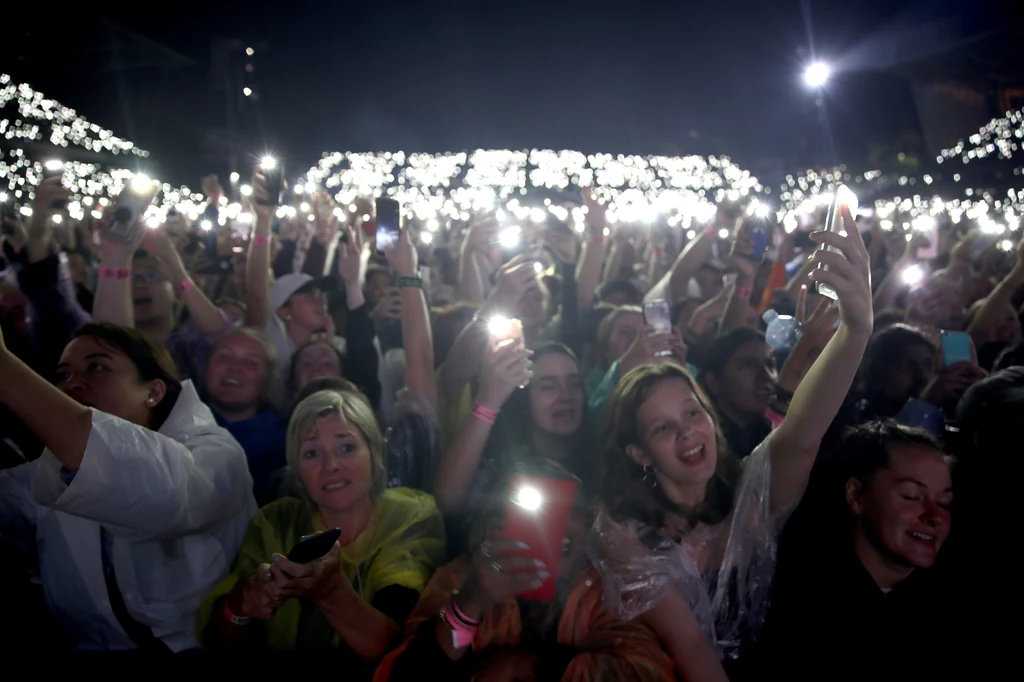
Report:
587,436,798,660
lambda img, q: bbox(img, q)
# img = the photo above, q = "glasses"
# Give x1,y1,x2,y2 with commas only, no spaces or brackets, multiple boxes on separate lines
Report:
132,268,163,285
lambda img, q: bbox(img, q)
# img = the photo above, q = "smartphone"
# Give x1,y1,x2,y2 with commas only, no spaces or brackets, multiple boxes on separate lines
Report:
286,528,342,564
258,159,284,207
0,200,16,232
939,330,972,369
375,198,401,252
815,184,858,300
107,191,151,246
42,161,68,210
643,299,672,336
915,221,939,261
749,224,770,260
487,316,524,350
503,470,581,602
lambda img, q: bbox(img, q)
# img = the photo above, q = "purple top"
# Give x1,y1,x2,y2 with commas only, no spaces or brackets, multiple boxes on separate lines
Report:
18,251,227,388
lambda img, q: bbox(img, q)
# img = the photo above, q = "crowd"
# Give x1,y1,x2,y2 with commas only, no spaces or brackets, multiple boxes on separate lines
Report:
0,159,1019,679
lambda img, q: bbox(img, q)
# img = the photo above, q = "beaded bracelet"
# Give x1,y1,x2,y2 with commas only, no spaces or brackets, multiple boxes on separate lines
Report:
98,266,131,280
397,275,424,290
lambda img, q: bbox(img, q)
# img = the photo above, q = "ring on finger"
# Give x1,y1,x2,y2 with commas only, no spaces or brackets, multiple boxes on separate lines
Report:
480,541,492,559
490,560,502,574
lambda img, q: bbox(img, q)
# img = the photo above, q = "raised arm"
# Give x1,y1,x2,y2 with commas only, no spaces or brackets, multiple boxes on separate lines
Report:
244,170,274,327
386,227,437,410
770,205,873,511
91,184,156,328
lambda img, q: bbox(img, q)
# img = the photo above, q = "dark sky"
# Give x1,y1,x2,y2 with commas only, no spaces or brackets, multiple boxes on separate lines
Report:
5,0,1021,186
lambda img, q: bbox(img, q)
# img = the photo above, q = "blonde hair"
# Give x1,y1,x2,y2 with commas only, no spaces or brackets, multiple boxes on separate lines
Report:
286,390,387,508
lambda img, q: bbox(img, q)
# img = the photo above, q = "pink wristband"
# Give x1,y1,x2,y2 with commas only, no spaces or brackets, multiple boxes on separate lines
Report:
442,597,478,649
252,234,270,246
449,595,480,626
471,403,498,424
98,266,131,280
734,286,752,300
176,278,195,296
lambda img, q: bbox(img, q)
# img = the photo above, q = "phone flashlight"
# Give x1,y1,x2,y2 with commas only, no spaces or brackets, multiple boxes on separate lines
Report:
512,485,543,511
261,156,277,170
487,315,523,343
902,264,924,286
499,225,522,250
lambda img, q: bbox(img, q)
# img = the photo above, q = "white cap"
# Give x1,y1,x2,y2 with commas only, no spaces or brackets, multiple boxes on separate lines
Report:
269,273,332,312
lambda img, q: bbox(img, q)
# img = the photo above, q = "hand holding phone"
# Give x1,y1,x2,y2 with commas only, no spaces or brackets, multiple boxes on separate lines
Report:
257,157,284,207
939,330,973,369
499,471,580,602
815,184,858,300
286,528,342,564
643,300,674,358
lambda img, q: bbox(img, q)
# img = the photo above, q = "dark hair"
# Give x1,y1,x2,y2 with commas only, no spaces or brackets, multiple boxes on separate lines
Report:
69,322,182,429
487,342,595,489
832,420,944,491
286,339,345,395
600,362,741,529
597,280,641,305
857,323,935,410
289,375,363,415
992,341,1024,372
431,302,478,368
697,326,765,384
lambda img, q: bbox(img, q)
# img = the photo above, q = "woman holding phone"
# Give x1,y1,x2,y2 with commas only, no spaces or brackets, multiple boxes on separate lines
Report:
589,206,873,674
198,390,445,666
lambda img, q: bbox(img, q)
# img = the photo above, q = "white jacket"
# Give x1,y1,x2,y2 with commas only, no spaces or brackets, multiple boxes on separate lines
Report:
0,381,256,651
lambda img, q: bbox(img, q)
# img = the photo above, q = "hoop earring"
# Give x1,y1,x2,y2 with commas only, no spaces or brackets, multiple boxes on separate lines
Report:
642,464,658,489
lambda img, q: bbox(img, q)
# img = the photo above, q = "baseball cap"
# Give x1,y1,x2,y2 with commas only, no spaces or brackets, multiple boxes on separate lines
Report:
269,273,334,312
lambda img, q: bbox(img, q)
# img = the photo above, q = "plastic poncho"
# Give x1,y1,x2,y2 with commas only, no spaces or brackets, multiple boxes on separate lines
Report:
588,436,796,660
197,488,445,651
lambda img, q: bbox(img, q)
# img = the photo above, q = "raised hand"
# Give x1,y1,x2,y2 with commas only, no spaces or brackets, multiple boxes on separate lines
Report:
337,224,368,287
456,534,550,621
477,338,533,410
807,205,873,335
385,223,417,277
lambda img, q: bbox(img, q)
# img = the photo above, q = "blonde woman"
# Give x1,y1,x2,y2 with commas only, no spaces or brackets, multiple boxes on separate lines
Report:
199,390,445,669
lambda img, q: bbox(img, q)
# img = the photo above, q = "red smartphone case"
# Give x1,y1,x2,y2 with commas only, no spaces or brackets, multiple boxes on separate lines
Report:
502,474,580,602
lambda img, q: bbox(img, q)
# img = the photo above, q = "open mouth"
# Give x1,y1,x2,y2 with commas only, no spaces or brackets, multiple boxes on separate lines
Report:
907,530,937,545
552,408,576,420
133,297,153,306
323,480,350,492
680,444,706,465
220,378,243,388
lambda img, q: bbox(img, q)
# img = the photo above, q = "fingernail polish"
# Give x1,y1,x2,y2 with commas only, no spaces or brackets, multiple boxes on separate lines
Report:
539,571,551,580
515,541,529,549
300,535,309,541
534,559,546,567
532,579,544,588
272,555,280,563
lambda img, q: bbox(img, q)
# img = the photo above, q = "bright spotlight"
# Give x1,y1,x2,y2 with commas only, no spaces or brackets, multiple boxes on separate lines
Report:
804,62,831,88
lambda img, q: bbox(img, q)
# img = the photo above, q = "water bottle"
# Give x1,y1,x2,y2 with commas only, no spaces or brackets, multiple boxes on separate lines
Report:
762,309,801,353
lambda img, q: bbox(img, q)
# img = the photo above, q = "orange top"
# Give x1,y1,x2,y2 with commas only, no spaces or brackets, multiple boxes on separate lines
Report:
374,558,675,682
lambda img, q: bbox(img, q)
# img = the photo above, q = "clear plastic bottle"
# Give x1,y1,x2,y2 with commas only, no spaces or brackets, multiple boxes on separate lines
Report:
762,309,801,352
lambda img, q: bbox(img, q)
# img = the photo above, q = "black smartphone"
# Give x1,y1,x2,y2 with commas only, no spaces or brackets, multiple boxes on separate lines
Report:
287,528,342,564
258,158,284,207
0,200,16,233
375,198,401,252
42,161,68,210
749,224,769,259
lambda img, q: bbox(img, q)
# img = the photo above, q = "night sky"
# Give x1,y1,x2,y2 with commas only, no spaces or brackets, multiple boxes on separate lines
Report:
5,0,1021,186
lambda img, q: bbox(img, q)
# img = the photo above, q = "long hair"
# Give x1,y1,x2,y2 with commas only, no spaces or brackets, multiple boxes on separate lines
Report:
486,342,596,491
599,362,741,530
69,322,182,429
